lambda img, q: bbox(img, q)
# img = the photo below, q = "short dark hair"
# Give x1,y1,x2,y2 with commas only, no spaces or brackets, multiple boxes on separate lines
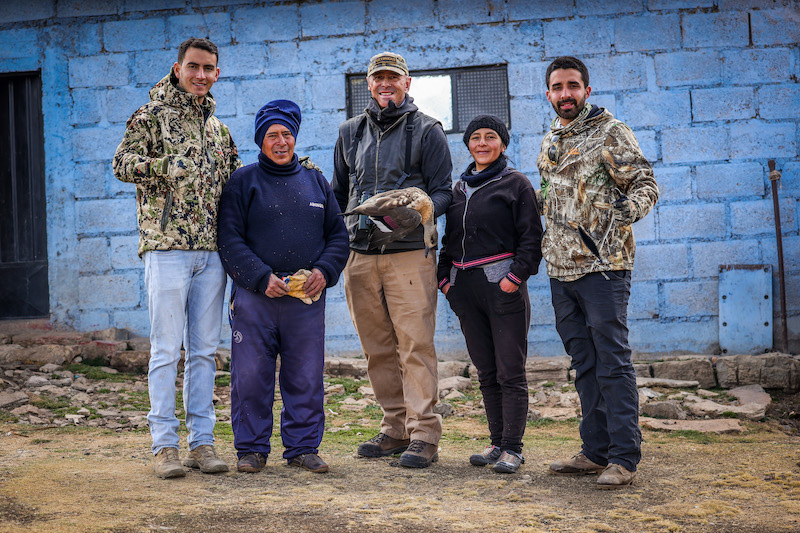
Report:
177,38,219,65
545,56,589,89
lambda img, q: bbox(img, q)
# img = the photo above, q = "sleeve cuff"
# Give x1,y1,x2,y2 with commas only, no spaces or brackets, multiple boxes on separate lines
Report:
505,272,522,285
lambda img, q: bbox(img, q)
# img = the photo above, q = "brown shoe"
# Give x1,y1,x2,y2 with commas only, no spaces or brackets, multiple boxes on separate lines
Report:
289,453,329,473
399,440,439,468
154,447,186,479
183,444,229,474
549,453,606,476
237,453,267,473
597,463,636,489
357,433,411,457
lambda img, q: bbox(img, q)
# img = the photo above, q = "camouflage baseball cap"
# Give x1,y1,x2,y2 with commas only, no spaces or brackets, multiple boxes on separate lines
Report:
367,52,409,77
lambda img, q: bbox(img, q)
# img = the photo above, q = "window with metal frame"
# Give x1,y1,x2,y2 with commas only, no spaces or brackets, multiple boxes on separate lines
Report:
346,64,510,134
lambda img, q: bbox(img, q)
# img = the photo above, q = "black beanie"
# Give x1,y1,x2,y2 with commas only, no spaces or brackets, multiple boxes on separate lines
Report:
462,114,510,147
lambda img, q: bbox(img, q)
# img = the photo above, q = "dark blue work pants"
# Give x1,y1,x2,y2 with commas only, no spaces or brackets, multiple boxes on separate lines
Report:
550,271,641,471
229,285,326,462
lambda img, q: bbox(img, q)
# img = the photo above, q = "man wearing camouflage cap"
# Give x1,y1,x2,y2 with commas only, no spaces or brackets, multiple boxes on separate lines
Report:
536,56,659,488
333,51,453,468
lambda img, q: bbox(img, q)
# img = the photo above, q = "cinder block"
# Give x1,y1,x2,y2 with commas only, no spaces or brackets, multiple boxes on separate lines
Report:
297,111,342,149
751,8,800,46
690,239,761,279
110,236,141,270
103,18,166,52
233,5,299,42
696,162,764,199
76,198,137,234
74,162,107,199
73,24,104,56
238,77,305,115
266,42,301,75
73,125,126,162
758,85,800,120
1,57,41,73
633,243,689,281
77,237,110,273
219,44,267,77
692,87,755,122
371,0,436,30
719,0,792,11
208,80,236,118
114,308,149,338
106,86,149,124
682,11,749,49
648,0,714,8
729,122,797,160
509,62,550,98
0,28,38,59
543,18,613,57
723,48,795,85
584,54,648,92
653,166,692,203
634,129,657,163
529,287,555,326
517,134,545,175
634,210,656,242
510,98,551,137
628,281,658,320
575,0,644,15
659,204,726,241
69,54,129,88
438,0,504,27
662,126,728,164
506,0,573,20
78,272,141,309
57,0,119,18
663,280,718,318
731,198,795,236
590,94,617,117
777,161,799,195
166,13,231,48
131,49,174,85
71,89,103,125
654,50,722,87
308,74,346,111
620,90,690,128
296,36,360,72
77,311,111,332
124,0,184,12
324,300,357,336
629,319,719,355
300,1,365,38
762,235,799,272
0,1,54,23
614,13,680,52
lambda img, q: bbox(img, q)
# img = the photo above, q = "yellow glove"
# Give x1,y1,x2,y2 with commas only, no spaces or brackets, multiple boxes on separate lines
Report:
282,269,321,305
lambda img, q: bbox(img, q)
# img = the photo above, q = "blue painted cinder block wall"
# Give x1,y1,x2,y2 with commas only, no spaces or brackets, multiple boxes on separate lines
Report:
0,0,797,356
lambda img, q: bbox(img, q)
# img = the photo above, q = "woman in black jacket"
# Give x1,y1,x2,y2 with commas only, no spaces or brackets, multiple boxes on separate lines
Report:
438,115,543,474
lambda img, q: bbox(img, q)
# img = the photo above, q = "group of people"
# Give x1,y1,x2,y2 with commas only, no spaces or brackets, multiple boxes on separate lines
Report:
113,38,658,490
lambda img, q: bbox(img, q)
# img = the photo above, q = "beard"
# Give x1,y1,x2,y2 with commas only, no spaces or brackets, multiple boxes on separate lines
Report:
553,97,585,121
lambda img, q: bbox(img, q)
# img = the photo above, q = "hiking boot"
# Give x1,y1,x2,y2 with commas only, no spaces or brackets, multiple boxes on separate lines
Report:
183,445,229,474
549,452,605,476
237,453,267,473
289,453,329,473
597,463,636,489
492,451,525,474
398,440,438,469
153,447,185,479
357,433,411,457
469,445,502,466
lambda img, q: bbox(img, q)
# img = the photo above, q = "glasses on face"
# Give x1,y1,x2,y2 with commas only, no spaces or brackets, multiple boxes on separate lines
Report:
547,134,560,164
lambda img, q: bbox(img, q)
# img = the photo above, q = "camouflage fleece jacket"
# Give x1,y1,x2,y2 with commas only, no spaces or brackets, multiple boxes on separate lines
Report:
536,105,658,281
113,71,241,256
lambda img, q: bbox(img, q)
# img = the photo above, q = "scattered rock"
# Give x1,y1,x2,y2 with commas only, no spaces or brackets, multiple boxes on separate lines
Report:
324,358,368,378
640,417,744,434
641,400,686,420
438,361,470,379
444,390,464,400
433,402,455,418
717,353,800,393
0,391,29,408
637,377,699,388
526,357,570,383
357,385,374,396
438,376,472,392
110,351,149,373
651,357,716,389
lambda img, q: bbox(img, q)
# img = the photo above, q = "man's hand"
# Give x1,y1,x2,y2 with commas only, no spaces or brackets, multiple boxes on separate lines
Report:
302,268,327,299
499,278,519,293
265,273,289,298
299,155,321,172
612,196,638,225
441,282,450,296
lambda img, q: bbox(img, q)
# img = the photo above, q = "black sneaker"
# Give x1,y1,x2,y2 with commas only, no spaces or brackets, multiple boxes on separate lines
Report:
357,433,411,457
469,445,502,466
493,451,525,474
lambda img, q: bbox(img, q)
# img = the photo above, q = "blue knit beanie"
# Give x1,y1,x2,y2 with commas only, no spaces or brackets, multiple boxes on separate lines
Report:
254,99,302,148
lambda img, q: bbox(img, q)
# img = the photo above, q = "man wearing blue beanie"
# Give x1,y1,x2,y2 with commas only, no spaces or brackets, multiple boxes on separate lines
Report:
218,99,349,474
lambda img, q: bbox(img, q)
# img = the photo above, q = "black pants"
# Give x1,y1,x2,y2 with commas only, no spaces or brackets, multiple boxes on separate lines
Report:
446,269,531,453
550,271,641,471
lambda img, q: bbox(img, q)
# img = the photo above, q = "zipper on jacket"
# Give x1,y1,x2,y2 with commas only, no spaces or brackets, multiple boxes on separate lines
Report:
457,175,504,267
370,112,410,196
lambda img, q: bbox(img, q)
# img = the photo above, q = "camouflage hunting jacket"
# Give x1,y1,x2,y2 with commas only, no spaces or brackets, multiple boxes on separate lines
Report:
113,72,241,257
536,105,658,281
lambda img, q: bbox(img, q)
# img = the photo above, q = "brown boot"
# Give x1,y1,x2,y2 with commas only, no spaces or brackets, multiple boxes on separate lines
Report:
549,453,605,476
154,448,185,479
597,463,636,489
183,445,229,474
398,440,438,468
357,433,411,457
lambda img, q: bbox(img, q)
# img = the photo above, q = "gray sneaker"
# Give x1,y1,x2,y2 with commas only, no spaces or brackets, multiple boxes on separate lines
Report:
470,445,502,466
549,452,605,476
183,445,229,474
493,451,525,474
153,447,185,479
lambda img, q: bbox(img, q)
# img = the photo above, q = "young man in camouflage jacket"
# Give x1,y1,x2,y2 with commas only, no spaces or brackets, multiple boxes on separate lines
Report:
113,38,240,479
536,56,659,489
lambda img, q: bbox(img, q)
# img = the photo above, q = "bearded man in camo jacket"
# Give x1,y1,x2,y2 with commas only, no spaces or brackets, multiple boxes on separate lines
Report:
536,56,659,489
113,37,241,479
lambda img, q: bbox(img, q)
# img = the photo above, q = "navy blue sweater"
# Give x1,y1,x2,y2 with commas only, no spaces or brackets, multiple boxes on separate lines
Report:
217,152,350,295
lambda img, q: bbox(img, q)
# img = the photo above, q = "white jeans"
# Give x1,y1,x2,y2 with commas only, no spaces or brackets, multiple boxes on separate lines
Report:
144,250,226,455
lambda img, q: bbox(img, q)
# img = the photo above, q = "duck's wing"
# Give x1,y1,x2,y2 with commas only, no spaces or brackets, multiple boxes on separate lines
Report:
367,206,422,248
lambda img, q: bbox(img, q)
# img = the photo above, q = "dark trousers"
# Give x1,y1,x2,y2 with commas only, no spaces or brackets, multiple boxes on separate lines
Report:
447,269,530,453
550,271,641,471
229,285,326,462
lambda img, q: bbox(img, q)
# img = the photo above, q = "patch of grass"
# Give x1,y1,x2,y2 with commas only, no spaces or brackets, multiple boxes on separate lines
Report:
119,391,150,411
65,364,138,383
31,438,53,444
667,430,718,444
0,411,19,423
97,388,111,394
721,411,740,418
215,374,231,387
527,418,564,428
31,396,70,410
324,377,370,395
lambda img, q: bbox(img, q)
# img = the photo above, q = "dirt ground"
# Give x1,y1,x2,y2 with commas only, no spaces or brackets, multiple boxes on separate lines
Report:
2,406,800,533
